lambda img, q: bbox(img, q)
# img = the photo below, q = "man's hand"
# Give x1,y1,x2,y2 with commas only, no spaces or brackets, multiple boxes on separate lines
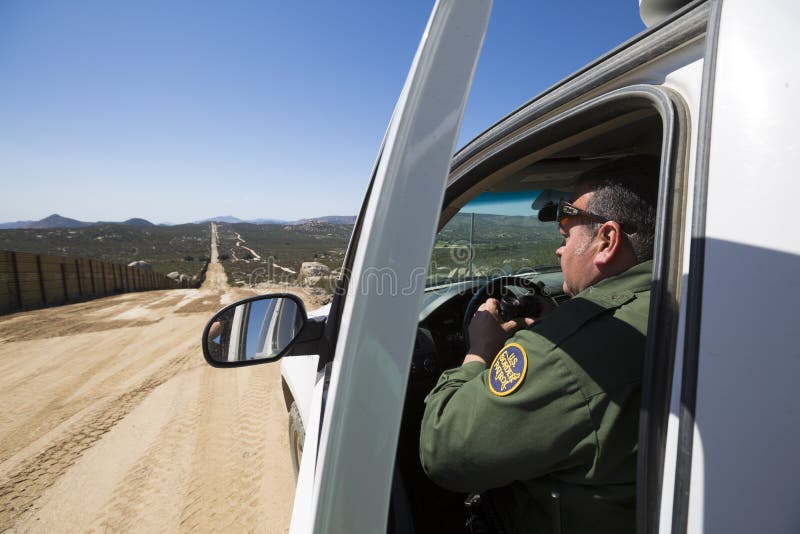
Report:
464,298,535,366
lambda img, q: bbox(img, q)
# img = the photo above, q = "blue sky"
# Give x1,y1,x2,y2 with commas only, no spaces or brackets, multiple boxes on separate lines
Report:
0,1,644,224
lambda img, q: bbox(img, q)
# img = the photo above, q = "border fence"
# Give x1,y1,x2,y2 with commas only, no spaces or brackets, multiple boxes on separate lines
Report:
0,250,181,315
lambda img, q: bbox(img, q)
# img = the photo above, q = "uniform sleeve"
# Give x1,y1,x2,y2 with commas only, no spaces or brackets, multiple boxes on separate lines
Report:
419,329,596,493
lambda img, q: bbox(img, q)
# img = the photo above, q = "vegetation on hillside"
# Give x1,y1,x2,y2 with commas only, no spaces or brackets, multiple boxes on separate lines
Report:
216,222,352,287
0,224,211,277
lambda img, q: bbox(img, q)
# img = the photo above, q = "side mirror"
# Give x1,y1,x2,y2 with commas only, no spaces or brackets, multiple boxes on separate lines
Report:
202,294,322,367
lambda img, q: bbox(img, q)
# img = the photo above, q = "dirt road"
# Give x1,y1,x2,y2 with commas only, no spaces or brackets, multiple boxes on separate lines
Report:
0,223,320,533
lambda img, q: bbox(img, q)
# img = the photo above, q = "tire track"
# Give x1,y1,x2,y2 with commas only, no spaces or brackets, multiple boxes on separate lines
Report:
0,349,196,531
0,318,202,467
175,364,292,533
87,371,203,533
177,365,243,532
230,367,274,527
0,292,167,343
0,335,144,465
199,367,274,531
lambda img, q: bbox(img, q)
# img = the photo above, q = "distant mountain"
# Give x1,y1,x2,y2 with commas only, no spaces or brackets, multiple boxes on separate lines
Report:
95,217,156,227
123,218,155,227
0,214,160,229
28,214,92,229
0,220,34,229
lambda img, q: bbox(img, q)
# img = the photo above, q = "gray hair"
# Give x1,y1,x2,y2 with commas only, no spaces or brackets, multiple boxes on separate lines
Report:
578,155,659,263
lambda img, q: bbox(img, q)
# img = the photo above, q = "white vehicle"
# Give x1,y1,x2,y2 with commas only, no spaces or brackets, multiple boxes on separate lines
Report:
202,0,800,532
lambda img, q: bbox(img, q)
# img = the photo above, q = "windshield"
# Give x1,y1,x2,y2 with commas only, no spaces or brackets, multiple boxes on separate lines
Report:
426,190,564,287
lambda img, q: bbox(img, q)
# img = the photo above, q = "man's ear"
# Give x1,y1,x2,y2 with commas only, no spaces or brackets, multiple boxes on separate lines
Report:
592,221,624,266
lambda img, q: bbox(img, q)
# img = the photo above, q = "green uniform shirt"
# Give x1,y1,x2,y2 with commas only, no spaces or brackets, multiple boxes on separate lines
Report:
420,261,653,534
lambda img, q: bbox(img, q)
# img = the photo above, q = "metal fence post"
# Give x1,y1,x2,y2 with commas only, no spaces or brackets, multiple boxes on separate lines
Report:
75,259,83,298
36,255,47,305
11,251,22,310
88,261,96,294
101,262,108,294
61,263,69,303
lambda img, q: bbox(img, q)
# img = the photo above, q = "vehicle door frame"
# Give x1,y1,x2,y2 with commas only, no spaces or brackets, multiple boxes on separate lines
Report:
446,84,690,533
668,0,800,532
293,2,493,533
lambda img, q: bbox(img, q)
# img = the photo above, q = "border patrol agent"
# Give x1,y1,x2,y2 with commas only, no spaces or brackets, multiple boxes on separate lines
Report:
420,156,659,534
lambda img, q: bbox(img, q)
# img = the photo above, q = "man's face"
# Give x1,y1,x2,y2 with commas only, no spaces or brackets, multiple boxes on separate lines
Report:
555,189,599,297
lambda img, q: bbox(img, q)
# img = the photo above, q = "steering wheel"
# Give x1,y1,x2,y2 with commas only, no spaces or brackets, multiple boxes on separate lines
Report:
462,275,557,349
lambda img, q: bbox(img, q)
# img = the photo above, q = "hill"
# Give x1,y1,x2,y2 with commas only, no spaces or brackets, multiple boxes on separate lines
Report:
0,214,157,229
0,224,211,277
27,214,91,229
0,220,34,230
122,218,155,227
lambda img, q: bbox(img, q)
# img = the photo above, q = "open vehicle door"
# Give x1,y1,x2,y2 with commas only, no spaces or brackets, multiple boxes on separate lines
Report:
304,2,491,532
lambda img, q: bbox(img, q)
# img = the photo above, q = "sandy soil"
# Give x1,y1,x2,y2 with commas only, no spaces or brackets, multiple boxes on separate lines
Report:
0,223,322,533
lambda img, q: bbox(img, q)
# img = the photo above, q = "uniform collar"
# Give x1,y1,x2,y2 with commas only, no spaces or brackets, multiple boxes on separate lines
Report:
579,260,654,308
526,260,653,347
593,260,654,293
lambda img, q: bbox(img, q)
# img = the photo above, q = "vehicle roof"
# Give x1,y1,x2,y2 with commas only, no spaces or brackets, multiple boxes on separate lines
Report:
451,0,706,169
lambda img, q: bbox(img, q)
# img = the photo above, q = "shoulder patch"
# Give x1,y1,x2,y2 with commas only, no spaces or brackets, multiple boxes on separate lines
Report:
488,343,528,396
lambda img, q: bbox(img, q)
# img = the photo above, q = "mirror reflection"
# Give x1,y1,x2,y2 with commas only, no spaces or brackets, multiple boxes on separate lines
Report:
206,296,304,363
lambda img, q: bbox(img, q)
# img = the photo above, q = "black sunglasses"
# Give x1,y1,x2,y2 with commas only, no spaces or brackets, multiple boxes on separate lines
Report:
537,199,637,233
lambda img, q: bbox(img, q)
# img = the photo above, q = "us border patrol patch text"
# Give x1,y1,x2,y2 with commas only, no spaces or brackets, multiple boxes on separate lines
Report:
488,343,527,396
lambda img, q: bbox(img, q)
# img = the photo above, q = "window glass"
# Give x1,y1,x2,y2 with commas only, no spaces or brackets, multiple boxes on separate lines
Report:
426,190,564,287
